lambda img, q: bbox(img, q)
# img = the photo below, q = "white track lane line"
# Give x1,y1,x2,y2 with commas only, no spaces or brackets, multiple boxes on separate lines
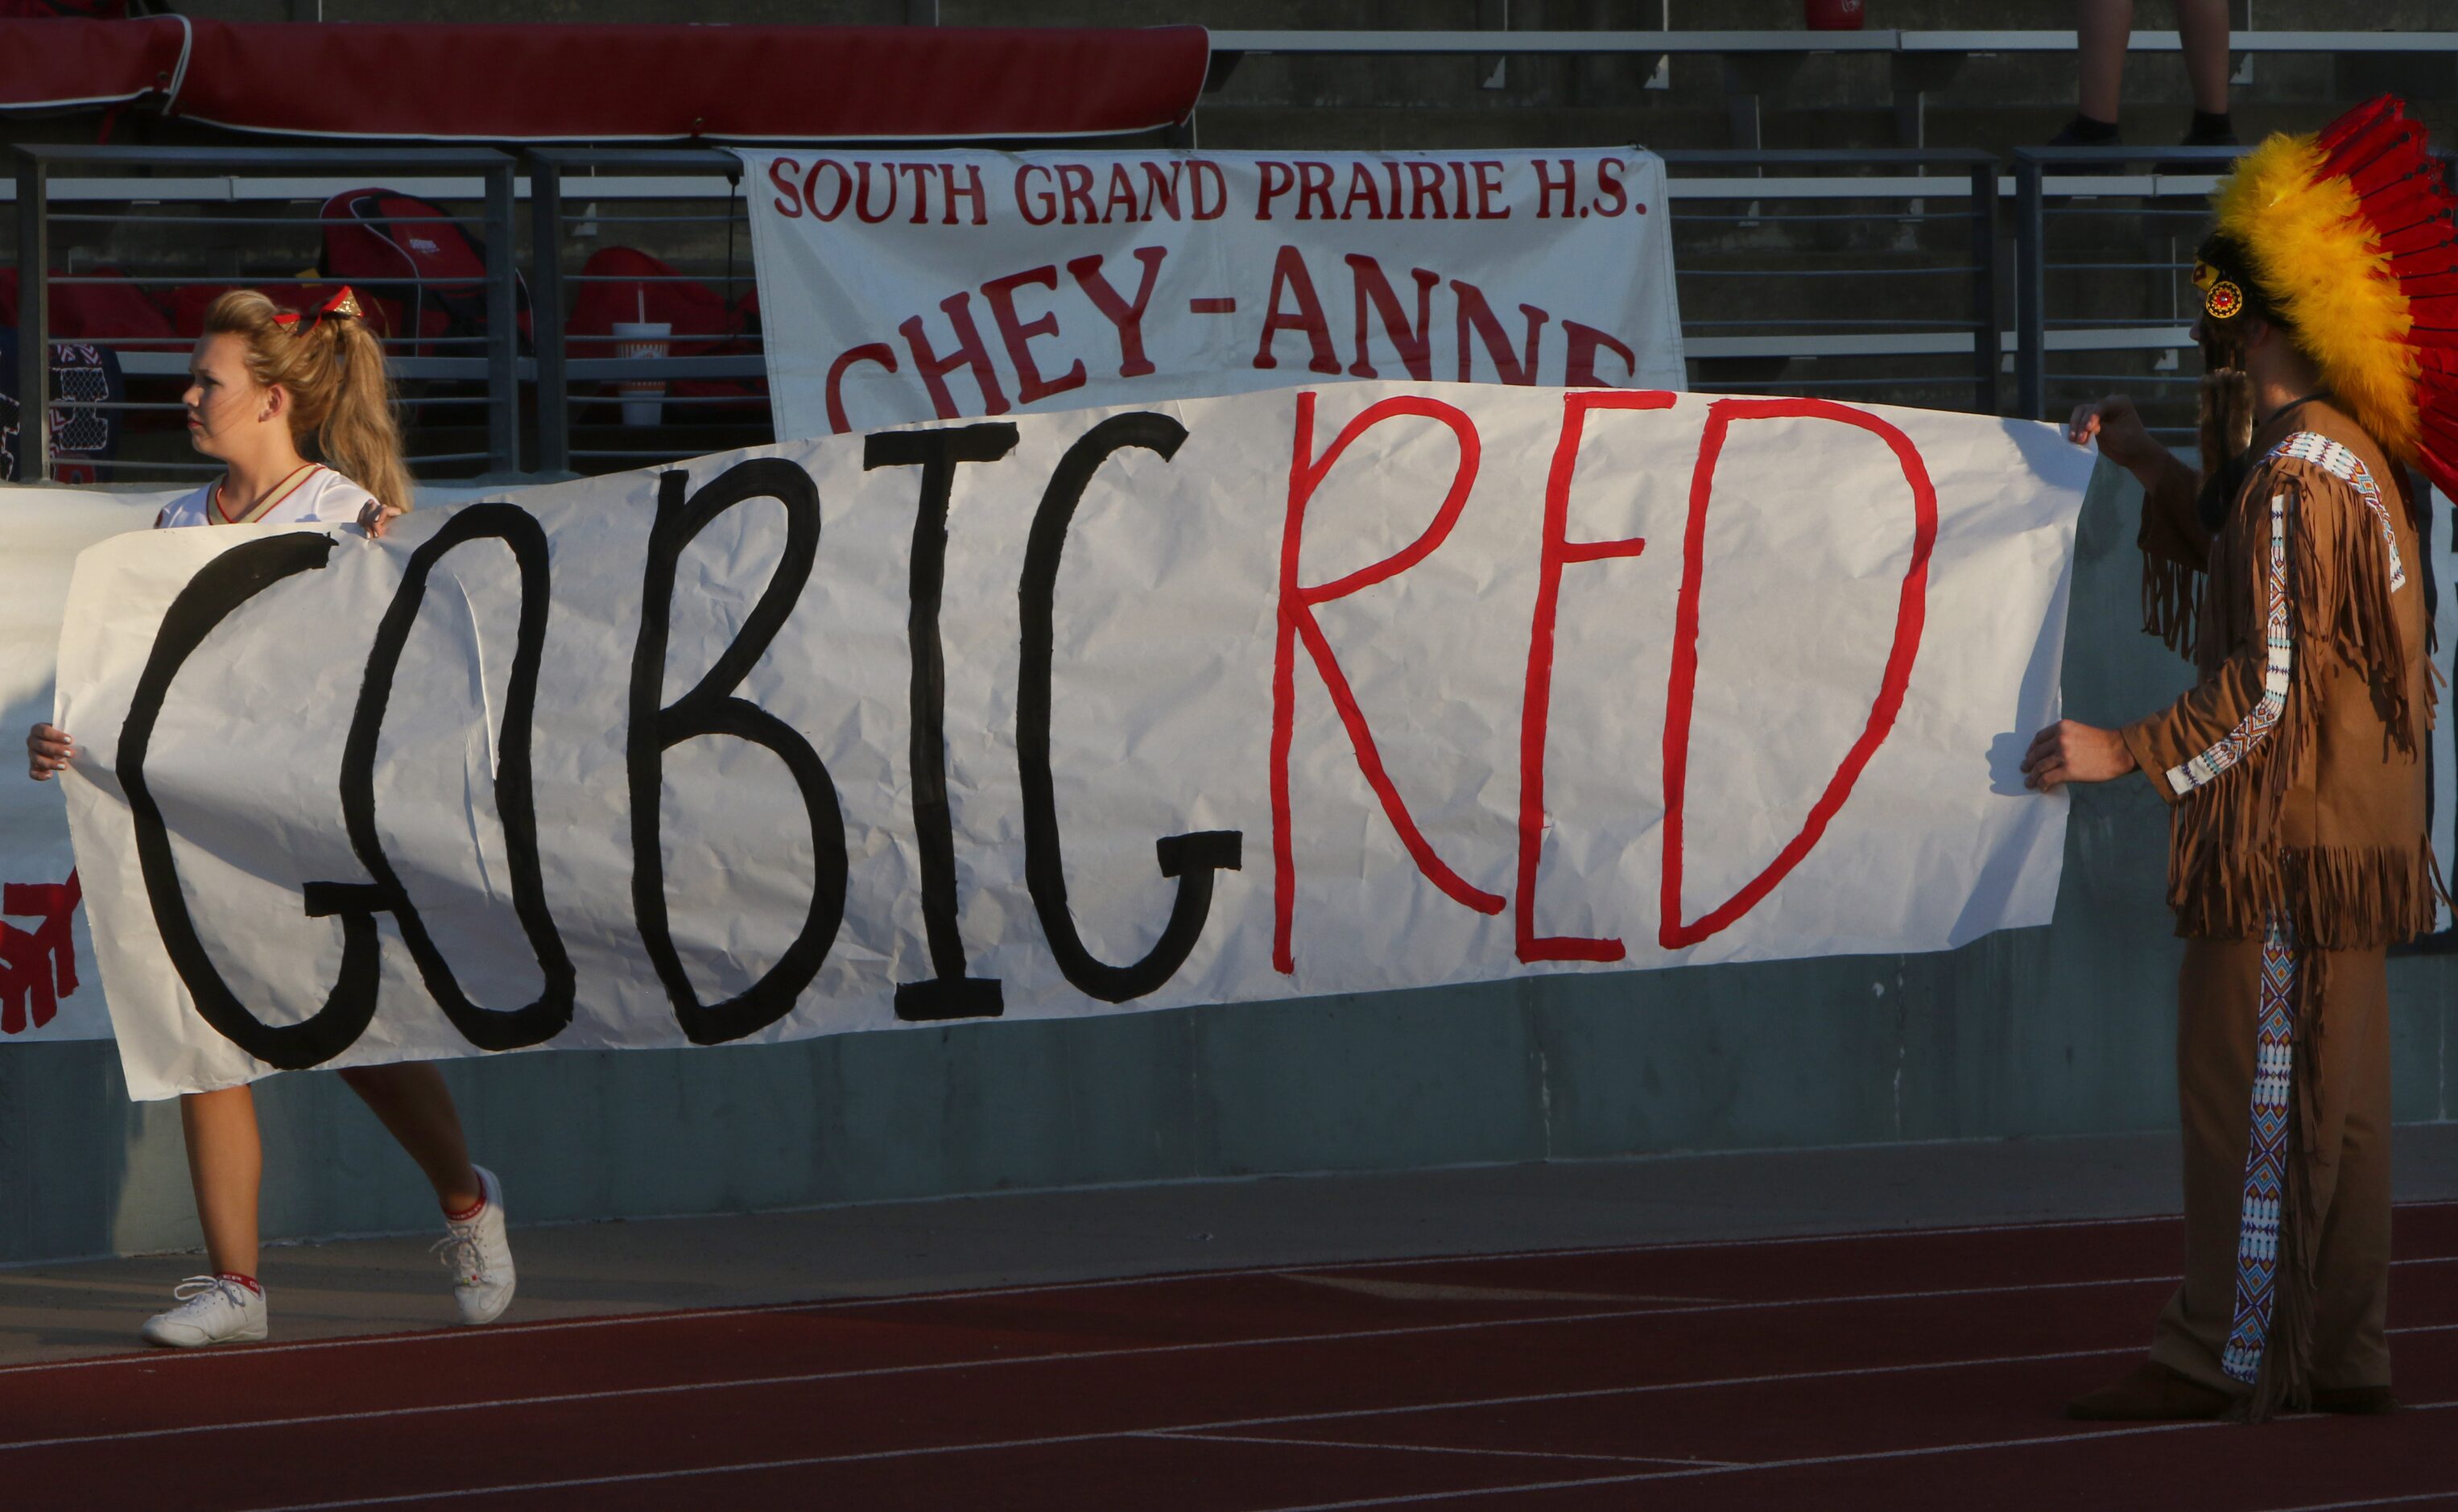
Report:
1133,1427,1745,1469
27,1262,2458,1456
217,1343,2155,1512
17,1255,2458,1455
233,1390,2458,1511
2255,1494,2458,1511
0,1273,2191,1453
27,1200,2449,1380
1252,1399,2458,1512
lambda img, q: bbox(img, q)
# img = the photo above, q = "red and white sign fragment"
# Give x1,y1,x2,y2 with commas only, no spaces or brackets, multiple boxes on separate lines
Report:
0,488,172,1041
737,148,1686,440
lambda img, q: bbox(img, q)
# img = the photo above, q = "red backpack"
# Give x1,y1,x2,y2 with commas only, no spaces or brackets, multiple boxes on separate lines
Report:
319,187,531,358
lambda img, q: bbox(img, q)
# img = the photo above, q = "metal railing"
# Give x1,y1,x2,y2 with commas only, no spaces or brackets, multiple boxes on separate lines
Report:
11,145,519,482
6,139,2444,486
2010,145,2248,440
1662,149,1997,417
523,147,766,477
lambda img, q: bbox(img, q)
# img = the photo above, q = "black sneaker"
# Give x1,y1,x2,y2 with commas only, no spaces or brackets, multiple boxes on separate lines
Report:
2183,110,2238,147
2049,114,2122,147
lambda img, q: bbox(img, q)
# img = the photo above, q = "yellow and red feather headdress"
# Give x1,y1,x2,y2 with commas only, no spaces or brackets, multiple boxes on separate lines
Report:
2204,96,2458,497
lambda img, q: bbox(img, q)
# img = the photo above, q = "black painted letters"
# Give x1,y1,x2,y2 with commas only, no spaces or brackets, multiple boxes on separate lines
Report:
123,419,1241,1067
120,533,385,1069
1017,413,1241,1002
628,462,849,1045
337,503,575,1051
862,423,1018,1022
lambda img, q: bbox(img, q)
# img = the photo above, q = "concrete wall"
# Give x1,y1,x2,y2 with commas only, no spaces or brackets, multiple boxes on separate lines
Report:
5,458,2452,1265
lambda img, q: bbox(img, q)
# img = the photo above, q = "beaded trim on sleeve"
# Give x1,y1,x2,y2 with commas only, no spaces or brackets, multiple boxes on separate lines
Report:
2167,490,2292,797
2269,431,2405,593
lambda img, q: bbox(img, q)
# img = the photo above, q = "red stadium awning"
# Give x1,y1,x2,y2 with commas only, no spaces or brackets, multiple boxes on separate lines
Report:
0,17,1211,142
0,14,188,110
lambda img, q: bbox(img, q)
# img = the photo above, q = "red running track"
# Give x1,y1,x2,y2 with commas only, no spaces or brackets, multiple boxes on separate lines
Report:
4,1204,2456,1510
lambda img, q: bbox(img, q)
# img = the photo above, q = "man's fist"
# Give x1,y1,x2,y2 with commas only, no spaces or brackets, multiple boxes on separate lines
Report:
2066,394,2165,474
2022,720,2137,793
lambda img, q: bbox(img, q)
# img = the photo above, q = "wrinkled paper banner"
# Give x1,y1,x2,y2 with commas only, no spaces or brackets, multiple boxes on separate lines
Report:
0,481,559,1047
58,382,2090,1098
0,487,176,1040
738,147,1685,440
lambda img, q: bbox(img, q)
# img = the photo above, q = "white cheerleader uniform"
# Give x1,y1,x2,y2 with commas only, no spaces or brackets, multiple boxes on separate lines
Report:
154,464,376,531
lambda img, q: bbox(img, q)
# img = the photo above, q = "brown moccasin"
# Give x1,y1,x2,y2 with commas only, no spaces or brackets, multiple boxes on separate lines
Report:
2066,1360,2237,1420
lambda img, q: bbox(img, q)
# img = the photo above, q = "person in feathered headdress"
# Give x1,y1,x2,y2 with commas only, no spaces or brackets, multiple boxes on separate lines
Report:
2024,95,2456,1422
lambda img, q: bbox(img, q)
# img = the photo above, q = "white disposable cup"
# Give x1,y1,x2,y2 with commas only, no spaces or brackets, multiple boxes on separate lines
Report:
611,320,671,428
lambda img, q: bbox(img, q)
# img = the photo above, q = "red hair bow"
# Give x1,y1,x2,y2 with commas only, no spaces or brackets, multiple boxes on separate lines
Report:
275,286,364,335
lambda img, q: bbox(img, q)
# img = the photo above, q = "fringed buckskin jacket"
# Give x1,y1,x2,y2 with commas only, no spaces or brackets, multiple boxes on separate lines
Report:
2118,395,2435,948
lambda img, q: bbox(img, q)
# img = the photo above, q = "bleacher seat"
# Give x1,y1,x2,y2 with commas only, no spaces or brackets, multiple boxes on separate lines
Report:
566,245,763,414
320,186,531,358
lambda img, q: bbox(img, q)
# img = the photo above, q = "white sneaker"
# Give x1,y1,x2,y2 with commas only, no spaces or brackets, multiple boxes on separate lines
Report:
435,1165,515,1325
141,1275,268,1348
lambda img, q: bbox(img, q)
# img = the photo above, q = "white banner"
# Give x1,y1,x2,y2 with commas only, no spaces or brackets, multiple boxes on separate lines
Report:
57,383,2088,1099
1,481,566,1045
1,486,180,1042
739,147,1685,441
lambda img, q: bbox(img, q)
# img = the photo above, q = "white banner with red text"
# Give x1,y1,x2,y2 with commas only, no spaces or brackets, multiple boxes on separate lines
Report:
57,383,2087,1099
0,486,176,1043
737,147,1685,440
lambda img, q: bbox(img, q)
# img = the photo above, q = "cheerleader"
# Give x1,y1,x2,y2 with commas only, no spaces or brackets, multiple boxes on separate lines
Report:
26,287,515,1347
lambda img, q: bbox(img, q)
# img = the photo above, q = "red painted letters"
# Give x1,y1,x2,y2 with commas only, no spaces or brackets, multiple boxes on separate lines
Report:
1254,246,1342,375
898,294,1010,418
1515,390,1675,962
981,266,1088,407
1272,392,1505,974
1658,398,1938,949
824,343,899,434
1068,249,1168,379
0,869,81,1035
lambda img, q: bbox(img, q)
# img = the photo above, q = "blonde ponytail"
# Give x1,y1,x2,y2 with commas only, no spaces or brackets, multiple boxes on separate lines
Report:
202,289,414,518
314,316,414,519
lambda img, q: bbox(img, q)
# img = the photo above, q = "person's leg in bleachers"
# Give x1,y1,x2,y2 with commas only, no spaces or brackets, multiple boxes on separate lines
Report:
2057,0,2233,147
2176,0,2236,145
